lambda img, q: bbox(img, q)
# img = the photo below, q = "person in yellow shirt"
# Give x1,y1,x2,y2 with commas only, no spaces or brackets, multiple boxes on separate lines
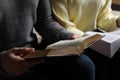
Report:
50,0,120,37
50,0,120,80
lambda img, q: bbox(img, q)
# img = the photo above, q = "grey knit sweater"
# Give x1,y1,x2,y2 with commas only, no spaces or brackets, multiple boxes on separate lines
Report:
0,0,72,52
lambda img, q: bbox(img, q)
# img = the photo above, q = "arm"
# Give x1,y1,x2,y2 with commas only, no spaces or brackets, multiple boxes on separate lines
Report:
116,17,120,28
50,0,84,36
34,0,73,44
0,52,5,72
97,0,120,32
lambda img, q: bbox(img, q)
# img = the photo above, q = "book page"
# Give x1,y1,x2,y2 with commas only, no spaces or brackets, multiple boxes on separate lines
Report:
46,34,103,49
85,31,120,43
47,46,84,57
88,30,120,58
102,33,120,42
24,47,83,59
108,29,120,35
24,34,103,59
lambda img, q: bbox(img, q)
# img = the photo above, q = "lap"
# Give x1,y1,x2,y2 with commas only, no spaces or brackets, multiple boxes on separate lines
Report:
85,48,120,80
0,54,95,80
30,54,95,80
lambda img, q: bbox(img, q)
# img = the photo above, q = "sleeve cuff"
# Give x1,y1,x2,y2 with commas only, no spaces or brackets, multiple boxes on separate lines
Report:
0,52,6,73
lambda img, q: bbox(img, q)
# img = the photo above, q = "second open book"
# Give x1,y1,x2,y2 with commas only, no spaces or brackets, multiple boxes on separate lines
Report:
24,33,103,59
87,29,120,58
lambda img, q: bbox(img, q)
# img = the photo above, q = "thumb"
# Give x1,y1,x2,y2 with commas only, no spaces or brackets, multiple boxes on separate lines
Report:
13,47,35,58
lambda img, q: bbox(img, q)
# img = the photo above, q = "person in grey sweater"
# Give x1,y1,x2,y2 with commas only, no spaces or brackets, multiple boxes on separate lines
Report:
0,0,95,80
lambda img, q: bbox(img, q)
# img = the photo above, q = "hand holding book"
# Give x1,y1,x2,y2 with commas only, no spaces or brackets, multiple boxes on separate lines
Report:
24,34,103,59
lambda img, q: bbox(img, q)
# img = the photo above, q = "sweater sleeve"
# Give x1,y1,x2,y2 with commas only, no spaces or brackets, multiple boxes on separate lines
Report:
97,0,119,32
50,0,84,36
0,52,5,73
34,0,73,44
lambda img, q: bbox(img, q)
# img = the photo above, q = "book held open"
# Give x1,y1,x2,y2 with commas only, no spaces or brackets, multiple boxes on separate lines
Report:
24,34,103,59
86,29,120,58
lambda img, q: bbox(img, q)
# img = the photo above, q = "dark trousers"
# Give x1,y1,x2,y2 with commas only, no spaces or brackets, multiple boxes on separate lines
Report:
85,48,120,80
0,54,95,80
109,51,120,80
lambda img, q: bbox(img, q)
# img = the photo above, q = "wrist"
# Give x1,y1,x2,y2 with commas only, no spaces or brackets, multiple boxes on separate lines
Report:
116,17,120,28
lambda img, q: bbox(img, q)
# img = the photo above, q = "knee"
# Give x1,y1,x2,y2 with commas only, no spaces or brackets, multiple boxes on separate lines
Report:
75,54,95,72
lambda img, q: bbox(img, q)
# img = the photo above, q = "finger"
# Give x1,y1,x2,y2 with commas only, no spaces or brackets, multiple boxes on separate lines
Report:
16,47,35,53
11,47,35,57
19,48,35,58
71,34,80,39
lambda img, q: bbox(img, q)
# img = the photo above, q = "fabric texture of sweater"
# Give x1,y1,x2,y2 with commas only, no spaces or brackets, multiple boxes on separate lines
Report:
50,0,119,36
0,0,72,52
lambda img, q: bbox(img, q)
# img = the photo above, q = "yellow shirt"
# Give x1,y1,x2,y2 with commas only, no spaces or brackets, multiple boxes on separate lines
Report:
50,0,119,36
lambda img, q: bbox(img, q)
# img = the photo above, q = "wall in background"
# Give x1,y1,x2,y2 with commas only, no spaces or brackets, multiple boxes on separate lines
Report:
112,0,120,11
112,0,120,5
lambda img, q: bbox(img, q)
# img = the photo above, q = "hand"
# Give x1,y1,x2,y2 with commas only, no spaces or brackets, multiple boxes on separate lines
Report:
70,34,80,40
117,17,120,28
0,47,44,76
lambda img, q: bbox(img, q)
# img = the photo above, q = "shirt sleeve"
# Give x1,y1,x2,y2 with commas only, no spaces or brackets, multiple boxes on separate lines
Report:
34,0,73,44
50,0,84,36
97,0,119,32
0,52,6,73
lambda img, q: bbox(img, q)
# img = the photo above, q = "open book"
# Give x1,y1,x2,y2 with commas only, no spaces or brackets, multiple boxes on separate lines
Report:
86,29,120,58
24,34,103,59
